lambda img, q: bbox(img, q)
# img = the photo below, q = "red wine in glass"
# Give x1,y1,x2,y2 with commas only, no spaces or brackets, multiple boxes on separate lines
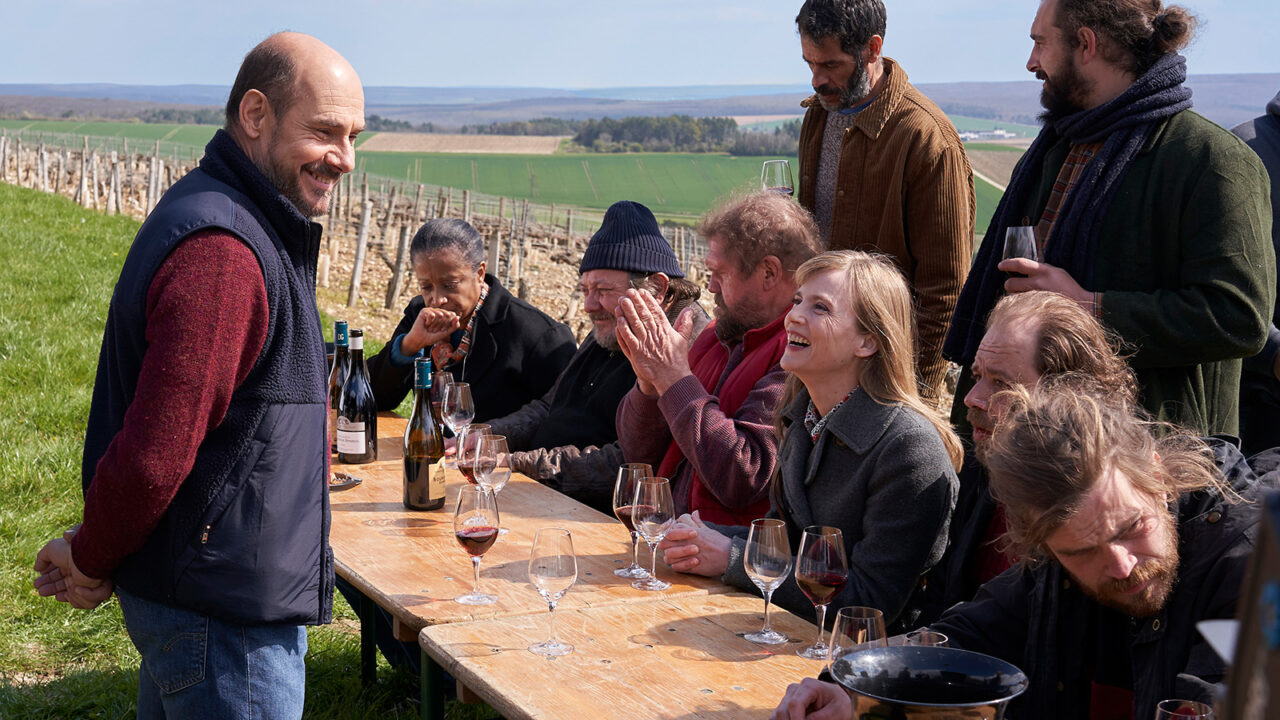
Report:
455,526,499,556
457,460,478,484
613,504,655,533
796,570,848,606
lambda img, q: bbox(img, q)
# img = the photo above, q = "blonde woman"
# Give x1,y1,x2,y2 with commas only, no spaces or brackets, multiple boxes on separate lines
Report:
659,250,961,631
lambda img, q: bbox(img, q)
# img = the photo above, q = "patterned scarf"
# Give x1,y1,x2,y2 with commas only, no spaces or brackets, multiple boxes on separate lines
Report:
803,389,857,443
944,53,1194,366
430,280,489,372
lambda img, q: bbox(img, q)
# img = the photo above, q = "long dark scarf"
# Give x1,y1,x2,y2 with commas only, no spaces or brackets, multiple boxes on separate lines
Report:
943,54,1193,365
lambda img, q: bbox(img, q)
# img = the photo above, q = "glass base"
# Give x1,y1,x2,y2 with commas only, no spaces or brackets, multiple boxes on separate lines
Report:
528,640,574,657
631,577,670,592
796,641,829,659
614,563,650,579
453,591,497,605
744,629,789,645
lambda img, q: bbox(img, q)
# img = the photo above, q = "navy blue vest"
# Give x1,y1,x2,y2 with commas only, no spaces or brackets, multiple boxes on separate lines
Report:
82,130,332,625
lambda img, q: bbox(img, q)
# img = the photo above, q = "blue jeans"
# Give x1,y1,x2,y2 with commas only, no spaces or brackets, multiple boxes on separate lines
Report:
116,588,308,720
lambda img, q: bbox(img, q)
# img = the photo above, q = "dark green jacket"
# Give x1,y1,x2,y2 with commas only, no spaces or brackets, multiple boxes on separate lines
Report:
1016,110,1274,435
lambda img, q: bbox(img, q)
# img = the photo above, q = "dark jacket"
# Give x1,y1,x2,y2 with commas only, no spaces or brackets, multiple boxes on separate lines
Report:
488,334,635,513
366,275,576,422
717,387,958,633
915,452,996,625
933,438,1275,719
81,129,332,625
1232,91,1280,454
951,110,1275,436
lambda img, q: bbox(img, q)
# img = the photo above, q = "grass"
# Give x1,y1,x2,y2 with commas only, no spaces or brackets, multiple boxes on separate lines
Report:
0,182,495,719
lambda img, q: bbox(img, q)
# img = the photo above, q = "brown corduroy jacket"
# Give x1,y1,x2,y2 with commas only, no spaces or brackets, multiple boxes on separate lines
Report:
798,58,974,399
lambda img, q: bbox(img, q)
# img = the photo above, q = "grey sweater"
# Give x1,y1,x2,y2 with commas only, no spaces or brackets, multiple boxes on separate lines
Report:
715,387,958,632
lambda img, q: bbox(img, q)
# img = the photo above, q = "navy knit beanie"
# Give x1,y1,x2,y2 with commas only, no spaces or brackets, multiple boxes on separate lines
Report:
579,201,685,278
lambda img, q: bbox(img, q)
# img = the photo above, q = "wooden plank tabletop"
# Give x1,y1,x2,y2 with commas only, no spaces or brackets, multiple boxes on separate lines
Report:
420,592,824,720
329,414,733,638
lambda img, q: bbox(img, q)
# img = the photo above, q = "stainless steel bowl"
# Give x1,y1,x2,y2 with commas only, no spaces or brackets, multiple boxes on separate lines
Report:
830,646,1028,719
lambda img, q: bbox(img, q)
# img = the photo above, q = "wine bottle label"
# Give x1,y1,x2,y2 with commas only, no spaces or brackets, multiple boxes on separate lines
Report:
336,428,366,454
349,334,363,351
430,461,446,500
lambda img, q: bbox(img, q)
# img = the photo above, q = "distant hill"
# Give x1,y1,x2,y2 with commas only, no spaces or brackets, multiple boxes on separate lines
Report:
2,74,1275,130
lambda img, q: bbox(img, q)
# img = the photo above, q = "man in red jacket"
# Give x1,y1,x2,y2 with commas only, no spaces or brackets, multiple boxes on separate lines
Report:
614,192,822,525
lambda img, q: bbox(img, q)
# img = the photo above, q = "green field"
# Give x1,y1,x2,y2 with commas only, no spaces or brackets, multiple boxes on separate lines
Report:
0,118,219,147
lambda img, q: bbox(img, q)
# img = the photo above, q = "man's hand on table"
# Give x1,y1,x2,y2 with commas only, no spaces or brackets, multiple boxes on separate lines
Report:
770,678,852,720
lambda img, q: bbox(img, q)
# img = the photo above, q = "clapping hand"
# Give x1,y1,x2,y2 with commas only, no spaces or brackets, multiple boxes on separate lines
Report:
33,526,113,610
615,288,697,397
403,307,460,355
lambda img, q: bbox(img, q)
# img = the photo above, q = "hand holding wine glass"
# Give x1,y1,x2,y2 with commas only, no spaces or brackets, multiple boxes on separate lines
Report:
612,463,653,579
761,159,795,197
631,477,675,592
794,526,849,659
527,527,577,657
1003,225,1039,262
453,485,499,606
743,518,792,645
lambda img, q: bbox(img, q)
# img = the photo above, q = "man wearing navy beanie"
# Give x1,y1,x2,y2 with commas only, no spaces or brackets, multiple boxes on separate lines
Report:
486,200,706,512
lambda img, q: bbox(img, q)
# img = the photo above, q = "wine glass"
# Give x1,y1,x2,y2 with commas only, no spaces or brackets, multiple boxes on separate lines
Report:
444,382,476,470
828,606,887,668
904,629,949,647
743,518,793,645
761,159,794,197
432,372,455,465
1003,225,1039,262
475,434,512,535
630,476,675,592
794,526,849,659
527,527,577,657
452,485,499,605
612,463,653,579
1154,700,1216,719
456,423,491,484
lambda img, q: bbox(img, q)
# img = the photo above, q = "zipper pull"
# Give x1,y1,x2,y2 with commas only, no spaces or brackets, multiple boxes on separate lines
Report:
201,525,212,544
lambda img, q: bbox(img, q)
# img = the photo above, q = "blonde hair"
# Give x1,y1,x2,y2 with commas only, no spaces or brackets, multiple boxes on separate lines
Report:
776,250,964,470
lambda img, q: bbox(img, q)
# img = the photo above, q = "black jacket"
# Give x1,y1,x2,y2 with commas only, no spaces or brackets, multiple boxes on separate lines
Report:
933,438,1277,719
367,275,576,422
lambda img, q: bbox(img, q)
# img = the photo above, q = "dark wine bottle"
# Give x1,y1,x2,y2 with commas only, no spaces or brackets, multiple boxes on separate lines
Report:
336,328,377,464
404,357,446,510
327,320,350,454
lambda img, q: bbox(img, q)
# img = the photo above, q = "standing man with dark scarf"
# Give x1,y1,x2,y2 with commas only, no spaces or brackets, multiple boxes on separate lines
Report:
945,0,1275,437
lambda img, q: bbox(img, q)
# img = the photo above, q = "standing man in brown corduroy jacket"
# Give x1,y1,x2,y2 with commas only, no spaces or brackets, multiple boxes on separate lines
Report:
795,0,975,402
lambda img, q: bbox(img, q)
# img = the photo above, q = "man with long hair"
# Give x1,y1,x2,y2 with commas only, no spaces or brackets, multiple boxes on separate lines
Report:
945,0,1275,437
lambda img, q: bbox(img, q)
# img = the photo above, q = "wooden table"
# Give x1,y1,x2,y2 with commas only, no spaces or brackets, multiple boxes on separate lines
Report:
420,592,825,720
328,414,734,717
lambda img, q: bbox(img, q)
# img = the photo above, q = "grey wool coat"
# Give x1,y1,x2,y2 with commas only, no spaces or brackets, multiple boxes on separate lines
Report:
717,386,958,632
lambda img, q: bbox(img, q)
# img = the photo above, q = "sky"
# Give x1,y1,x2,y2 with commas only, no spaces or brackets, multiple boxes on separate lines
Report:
2,0,1275,89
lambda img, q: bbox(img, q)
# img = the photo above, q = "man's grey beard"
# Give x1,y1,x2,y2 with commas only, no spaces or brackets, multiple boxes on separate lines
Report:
816,56,872,112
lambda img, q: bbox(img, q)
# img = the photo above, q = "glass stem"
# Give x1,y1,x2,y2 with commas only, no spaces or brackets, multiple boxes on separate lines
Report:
547,600,558,644
814,603,828,647
647,541,659,582
630,531,641,567
761,589,774,632
471,556,482,594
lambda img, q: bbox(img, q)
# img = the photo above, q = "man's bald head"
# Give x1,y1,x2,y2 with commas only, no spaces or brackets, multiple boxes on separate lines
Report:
224,32,358,133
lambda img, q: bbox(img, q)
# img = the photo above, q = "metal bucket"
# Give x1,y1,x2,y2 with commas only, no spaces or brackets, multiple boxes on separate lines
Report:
830,646,1028,719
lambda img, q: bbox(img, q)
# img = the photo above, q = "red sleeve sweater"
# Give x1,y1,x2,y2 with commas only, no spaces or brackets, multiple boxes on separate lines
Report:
71,230,269,580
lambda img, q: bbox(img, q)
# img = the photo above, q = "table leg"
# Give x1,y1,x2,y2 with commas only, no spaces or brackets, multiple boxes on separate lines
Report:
358,593,376,686
421,648,444,720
